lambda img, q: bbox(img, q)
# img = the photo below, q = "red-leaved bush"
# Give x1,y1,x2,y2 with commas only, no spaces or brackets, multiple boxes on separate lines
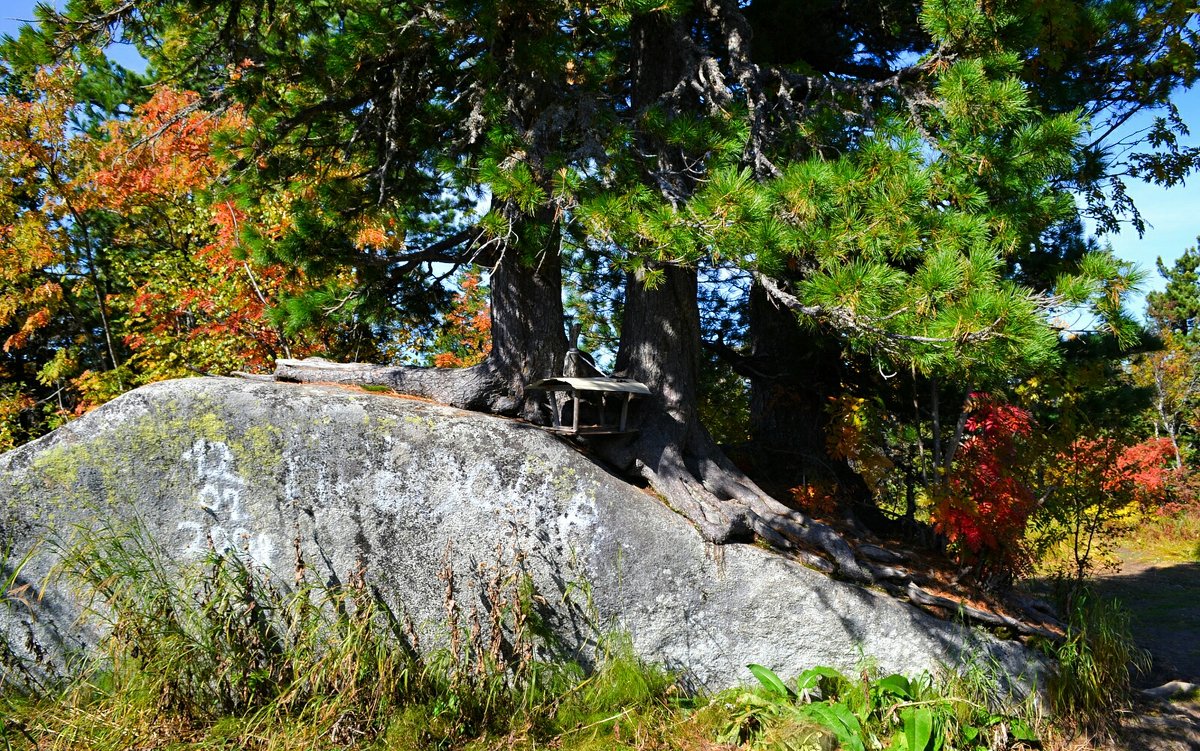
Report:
932,395,1036,582
1107,437,1175,508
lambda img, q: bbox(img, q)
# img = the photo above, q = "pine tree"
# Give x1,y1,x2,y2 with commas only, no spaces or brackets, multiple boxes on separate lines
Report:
1140,240,1200,465
1148,243,1200,337
19,0,1200,577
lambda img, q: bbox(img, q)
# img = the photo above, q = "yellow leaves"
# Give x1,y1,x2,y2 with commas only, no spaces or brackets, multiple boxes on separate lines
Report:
69,368,131,415
36,347,76,387
826,394,895,494
0,220,58,279
0,67,81,179
0,391,36,453
0,280,62,347
0,68,87,357
226,59,255,83
354,225,389,249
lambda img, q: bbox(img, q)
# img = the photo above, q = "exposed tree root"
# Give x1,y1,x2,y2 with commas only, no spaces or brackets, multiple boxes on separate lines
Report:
899,582,1064,642
275,357,516,414
607,422,873,583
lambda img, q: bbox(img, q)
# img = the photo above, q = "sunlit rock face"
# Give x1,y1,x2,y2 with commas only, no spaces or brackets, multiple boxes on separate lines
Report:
0,377,1042,690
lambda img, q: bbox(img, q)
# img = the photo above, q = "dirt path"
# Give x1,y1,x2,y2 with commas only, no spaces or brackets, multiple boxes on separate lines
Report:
1089,548,1200,750
1093,548,1200,687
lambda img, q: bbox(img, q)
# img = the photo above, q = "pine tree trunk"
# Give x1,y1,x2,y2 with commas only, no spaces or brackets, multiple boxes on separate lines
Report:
746,281,871,499
600,266,870,580
488,237,568,420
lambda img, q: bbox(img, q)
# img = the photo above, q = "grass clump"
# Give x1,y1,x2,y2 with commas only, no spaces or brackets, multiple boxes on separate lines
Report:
0,523,686,750
0,523,1050,750
1044,585,1150,738
5,524,436,748
1120,503,1200,563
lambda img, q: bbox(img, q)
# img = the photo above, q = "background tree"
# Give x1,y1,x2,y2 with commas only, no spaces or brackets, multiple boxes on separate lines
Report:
1147,244,1200,337
1130,332,1200,468
0,64,133,444
1134,239,1200,472
426,269,492,368
1021,336,1167,579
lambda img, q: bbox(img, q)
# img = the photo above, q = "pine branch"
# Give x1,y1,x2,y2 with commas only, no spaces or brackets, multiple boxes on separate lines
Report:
701,339,777,380
754,272,1007,351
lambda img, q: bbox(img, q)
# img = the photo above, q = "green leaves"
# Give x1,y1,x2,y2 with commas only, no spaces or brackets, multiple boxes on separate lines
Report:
798,702,866,751
873,673,913,699
748,663,793,699
899,706,935,751
729,665,1035,751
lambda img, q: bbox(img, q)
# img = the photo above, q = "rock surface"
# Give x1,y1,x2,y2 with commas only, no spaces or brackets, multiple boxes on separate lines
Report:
0,377,1042,689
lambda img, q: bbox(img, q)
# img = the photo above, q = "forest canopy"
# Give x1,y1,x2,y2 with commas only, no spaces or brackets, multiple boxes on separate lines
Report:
1,0,1199,584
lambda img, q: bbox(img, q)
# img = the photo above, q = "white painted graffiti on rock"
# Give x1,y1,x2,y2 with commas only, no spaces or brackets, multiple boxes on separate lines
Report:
178,439,275,567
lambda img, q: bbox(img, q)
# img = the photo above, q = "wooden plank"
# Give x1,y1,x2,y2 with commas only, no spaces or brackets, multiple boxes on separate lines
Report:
542,426,639,436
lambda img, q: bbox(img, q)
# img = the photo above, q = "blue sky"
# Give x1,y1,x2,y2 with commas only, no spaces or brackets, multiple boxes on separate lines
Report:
1098,89,1200,290
2,1,1197,300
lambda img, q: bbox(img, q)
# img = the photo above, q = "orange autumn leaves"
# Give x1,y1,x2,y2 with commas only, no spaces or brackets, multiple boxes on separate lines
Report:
86,86,302,376
431,271,491,368
0,67,75,355
88,89,223,210
0,68,308,444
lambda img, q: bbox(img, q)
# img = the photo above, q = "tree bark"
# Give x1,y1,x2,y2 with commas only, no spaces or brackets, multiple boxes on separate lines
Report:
745,280,869,497
487,236,568,421
601,265,871,581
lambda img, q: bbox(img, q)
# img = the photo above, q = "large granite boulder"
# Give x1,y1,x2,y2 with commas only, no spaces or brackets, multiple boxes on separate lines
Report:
0,377,1042,689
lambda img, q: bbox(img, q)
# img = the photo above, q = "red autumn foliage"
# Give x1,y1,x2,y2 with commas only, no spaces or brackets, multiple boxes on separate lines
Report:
1052,436,1175,510
932,395,1036,575
1108,437,1175,507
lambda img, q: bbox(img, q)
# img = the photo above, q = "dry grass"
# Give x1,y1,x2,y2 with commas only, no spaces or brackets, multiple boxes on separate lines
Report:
0,522,1148,751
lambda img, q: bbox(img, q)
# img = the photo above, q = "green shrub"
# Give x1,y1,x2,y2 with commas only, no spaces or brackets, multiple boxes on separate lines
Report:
719,663,1039,751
